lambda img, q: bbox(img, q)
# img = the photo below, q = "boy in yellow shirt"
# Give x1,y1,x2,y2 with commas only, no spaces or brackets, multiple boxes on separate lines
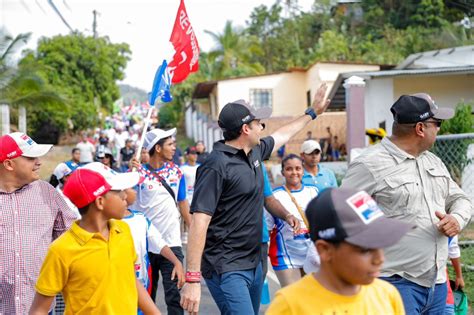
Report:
267,188,412,315
29,162,160,315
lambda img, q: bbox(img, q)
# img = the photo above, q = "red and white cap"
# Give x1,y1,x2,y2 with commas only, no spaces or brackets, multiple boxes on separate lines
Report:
0,132,52,162
63,162,142,208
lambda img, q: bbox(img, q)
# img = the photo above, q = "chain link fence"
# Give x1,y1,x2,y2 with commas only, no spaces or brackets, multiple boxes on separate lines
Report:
432,133,474,307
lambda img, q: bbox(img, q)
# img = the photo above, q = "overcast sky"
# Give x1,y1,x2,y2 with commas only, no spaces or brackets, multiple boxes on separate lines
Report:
2,0,314,91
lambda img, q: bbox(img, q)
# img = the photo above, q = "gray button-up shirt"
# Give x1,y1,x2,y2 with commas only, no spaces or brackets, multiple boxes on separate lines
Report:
341,137,472,287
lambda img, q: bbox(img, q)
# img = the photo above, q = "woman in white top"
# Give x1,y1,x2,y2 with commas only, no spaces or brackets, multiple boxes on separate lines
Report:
266,154,318,287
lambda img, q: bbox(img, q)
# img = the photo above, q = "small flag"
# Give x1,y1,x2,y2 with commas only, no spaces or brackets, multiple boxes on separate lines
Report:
168,0,200,84
149,60,173,106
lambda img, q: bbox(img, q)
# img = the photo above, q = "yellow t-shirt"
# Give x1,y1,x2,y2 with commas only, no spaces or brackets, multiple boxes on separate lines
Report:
266,275,405,315
35,220,138,315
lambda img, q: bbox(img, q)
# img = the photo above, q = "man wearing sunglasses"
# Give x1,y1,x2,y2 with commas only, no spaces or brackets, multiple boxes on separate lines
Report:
342,93,473,314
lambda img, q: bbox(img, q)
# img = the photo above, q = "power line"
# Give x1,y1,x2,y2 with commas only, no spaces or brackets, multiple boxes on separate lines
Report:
47,0,74,32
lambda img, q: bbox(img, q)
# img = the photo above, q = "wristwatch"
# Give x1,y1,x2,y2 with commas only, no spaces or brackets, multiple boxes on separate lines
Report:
305,108,317,120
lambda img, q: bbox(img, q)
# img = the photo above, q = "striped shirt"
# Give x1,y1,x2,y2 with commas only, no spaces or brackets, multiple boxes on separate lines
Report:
0,180,77,314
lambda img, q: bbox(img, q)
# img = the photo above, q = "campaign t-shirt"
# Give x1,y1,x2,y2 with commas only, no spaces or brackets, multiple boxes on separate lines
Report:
132,166,182,247
181,163,200,205
123,210,166,292
267,185,318,270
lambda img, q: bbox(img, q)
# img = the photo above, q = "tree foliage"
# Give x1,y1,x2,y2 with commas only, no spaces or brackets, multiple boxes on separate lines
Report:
8,0,472,135
432,101,474,184
164,0,472,129
18,33,131,139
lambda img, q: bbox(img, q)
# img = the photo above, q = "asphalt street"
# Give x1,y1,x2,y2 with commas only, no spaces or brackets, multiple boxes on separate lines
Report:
155,245,281,314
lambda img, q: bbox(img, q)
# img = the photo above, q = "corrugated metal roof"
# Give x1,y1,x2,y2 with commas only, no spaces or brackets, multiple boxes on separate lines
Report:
396,45,474,70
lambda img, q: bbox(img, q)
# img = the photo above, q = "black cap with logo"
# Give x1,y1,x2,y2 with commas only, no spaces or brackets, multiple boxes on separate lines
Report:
390,93,454,124
218,100,272,132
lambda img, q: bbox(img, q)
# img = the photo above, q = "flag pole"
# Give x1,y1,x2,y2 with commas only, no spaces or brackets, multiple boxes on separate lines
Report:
134,104,154,164
132,59,170,171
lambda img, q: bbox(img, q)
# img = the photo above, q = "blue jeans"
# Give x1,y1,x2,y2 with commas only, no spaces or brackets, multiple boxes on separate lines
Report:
380,275,447,315
205,263,263,315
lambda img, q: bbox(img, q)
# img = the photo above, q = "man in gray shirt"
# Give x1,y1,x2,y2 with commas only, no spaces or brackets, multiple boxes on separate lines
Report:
341,93,472,314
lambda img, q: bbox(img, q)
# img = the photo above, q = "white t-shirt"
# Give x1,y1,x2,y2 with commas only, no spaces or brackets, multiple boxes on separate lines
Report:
76,141,95,163
265,185,318,270
131,167,182,247
448,236,460,259
181,163,200,204
123,210,167,290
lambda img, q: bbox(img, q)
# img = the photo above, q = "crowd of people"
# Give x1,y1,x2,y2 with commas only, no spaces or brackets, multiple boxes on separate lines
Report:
0,86,472,315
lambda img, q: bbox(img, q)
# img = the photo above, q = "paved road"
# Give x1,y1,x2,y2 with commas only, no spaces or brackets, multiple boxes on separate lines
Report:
154,245,281,314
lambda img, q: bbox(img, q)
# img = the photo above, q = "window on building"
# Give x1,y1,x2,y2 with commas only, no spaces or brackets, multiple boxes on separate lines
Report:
306,90,311,108
249,89,272,109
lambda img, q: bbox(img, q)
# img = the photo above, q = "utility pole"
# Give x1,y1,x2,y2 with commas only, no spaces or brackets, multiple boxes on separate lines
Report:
93,10,99,38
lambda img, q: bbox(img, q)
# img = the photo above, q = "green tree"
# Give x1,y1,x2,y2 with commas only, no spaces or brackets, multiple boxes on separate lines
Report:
205,21,264,78
432,101,474,184
1,30,66,141
27,33,131,133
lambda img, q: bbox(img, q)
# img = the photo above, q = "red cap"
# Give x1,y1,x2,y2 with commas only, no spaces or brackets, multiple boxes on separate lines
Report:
0,132,52,162
63,162,141,208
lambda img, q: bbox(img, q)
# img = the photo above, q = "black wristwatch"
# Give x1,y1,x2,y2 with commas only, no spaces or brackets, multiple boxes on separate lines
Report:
305,108,317,120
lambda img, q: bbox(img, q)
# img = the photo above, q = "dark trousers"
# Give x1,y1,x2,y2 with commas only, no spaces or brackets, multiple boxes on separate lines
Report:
149,246,184,315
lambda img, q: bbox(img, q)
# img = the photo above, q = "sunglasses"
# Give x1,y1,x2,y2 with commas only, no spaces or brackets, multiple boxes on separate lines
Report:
422,120,443,128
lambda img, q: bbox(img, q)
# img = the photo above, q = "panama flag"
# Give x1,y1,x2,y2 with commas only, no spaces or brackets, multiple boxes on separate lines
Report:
168,0,200,84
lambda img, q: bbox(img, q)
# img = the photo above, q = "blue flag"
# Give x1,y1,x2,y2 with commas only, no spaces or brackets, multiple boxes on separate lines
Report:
149,59,173,106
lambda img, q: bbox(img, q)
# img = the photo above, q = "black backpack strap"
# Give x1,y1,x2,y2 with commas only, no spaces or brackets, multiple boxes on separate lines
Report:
144,164,177,202
156,174,176,201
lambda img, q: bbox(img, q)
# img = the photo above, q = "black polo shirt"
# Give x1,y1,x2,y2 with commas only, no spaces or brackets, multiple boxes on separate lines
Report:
191,136,274,278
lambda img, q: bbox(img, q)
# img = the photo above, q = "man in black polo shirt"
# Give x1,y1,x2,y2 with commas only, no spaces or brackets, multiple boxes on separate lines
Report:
180,84,330,314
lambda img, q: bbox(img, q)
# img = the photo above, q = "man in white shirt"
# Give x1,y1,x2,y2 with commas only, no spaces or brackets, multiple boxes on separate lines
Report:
75,133,95,164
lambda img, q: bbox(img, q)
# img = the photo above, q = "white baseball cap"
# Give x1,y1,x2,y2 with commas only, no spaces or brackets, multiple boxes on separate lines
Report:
53,161,79,180
0,132,52,162
301,140,321,154
144,128,176,152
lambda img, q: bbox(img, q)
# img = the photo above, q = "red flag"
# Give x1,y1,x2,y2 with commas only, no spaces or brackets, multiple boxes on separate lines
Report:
168,0,200,84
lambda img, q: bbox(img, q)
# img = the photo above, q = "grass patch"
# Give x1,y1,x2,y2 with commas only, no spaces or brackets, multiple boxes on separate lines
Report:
449,222,474,309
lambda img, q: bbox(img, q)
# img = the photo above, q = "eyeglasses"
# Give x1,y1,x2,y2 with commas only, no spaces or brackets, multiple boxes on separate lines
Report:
422,120,442,128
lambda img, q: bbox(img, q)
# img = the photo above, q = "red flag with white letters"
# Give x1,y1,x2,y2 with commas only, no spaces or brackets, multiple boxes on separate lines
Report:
168,0,199,84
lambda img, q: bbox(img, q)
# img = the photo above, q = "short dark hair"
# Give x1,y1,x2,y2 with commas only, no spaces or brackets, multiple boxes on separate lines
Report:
72,148,80,154
281,154,303,170
149,136,172,157
78,203,91,215
222,129,242,141
392,121,414,137
49,174,59,188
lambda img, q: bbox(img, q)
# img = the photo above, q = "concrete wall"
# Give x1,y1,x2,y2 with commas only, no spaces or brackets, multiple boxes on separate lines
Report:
261,112,347,156
306,63,380,104
364,78,394,138
216,72,307,117
362,73,474,138
393,74,474,108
